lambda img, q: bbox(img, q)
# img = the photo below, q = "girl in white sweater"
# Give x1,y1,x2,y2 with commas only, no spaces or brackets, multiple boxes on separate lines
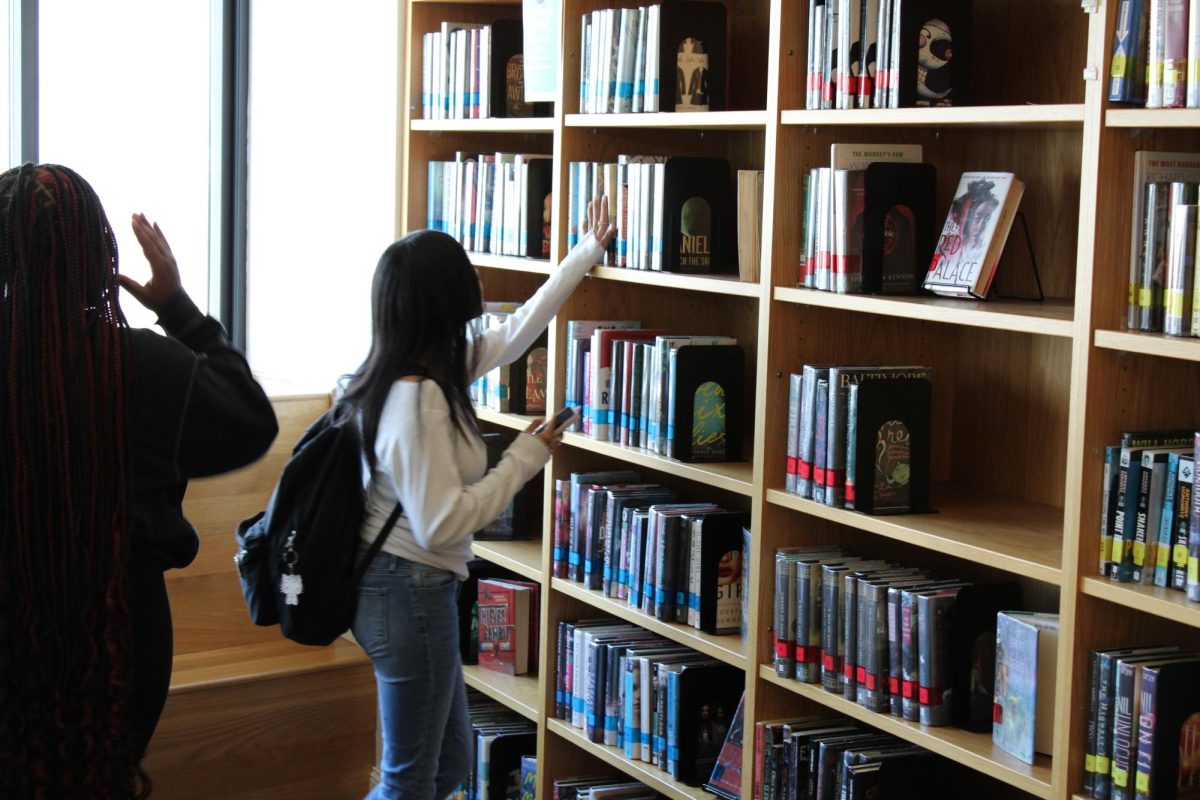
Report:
342,197,615,800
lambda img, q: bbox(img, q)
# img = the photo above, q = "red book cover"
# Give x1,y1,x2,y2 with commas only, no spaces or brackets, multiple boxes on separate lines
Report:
1162,0,1189,108
477,579,540,675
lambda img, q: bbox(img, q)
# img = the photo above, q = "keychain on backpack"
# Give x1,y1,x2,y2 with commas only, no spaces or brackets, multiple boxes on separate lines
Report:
281,531,304,606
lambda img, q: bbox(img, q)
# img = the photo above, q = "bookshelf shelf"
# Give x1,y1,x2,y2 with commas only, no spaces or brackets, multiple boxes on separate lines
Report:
410,117,555,133
564,110,770,130
469,252,553,275
589,266,762,297
757,667,1055,799
551,578,748,668
546,719,713,800
474,407,538,432
773,287,1075,337
765,487,1064,585
1106,108,1200,128
781,104,1086,129
462,665,541,722
1093,329,1200,363
561,432,756,496
1079,577,1200,629
471,538,544,583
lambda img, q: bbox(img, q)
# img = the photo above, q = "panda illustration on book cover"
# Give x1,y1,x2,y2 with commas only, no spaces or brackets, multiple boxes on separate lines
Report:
916,18,954,105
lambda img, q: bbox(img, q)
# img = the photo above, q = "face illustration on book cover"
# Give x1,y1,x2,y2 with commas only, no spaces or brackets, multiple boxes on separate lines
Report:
873,420,911,510
882,205,917,286
542,192,552,258
695,702,730,764
692,380,726,459
680,196,713,270
716,548,742,629
506,55,533,117
676,37,710,112
929,178,1000,285
916,19,954,106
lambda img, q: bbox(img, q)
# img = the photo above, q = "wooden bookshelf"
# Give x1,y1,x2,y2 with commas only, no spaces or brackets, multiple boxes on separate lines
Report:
393,0,1177,797
462,665,542,721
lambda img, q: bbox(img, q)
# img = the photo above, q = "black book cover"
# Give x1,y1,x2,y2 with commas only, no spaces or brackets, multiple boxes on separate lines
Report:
460,559,525,663
508,332,548,415
862,162,938,295
851,377,932,515
1136,658,1200,800
489,19,553,118
484,730,538,800
946,582,1022,732
673,662,744,785
703,691,746,800
658,1,728,112
521,158,554,260
662,156,736,274
695,511,750,634
668,343,745,463
478,432,540,539
896,1,972,108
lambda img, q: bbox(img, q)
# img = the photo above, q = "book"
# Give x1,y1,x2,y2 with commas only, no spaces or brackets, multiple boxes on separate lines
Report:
519,756,537,800
1132,657,1200,800
895,0,971,107
1109,0,1150,103
477,578,539,675
658,1,728,112
861,162,938,295
666,343,745,462
703,691,746,799
737,169,765,282
924,172,1025,299
668,661,743,785
993,611,1059,765
1165,200,1198,336
661,156,736,274
850,375,933,515
1170,455,1195,590
1127,152,1200,330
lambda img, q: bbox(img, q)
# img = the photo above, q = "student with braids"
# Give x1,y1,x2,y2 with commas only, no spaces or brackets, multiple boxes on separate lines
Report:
341,195,616,799
0,163,278,797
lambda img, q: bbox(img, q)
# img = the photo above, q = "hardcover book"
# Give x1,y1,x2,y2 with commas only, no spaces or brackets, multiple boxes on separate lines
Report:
993,611,1059,765
477,578,539,675
1133,657,1200,800
850,375,932,515
924,172,1025,299
661,157,736,274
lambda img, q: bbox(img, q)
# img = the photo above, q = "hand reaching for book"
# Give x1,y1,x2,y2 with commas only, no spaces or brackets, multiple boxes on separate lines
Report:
583,194,617,251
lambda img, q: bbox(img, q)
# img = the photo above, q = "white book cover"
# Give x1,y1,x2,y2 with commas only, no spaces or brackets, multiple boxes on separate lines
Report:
823,0,840,109
522,0,562,102
615,8,637,113
814,167,832,290
479,25,492,118
645,5,661,112
1147,0,1167,108
580,14,592,113
924,171,1025,298
859,0,879,108
1164,202,1197,335
651,162,666,271
810,2,828,109
632,6,648,112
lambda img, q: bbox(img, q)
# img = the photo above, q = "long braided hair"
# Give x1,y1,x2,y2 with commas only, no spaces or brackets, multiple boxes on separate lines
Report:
0,164,145,797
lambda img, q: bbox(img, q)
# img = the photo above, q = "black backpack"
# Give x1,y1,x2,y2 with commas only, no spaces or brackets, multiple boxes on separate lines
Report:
234,402,401,646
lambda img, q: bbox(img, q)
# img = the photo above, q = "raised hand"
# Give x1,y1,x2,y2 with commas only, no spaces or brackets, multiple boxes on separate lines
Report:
121,213,184,313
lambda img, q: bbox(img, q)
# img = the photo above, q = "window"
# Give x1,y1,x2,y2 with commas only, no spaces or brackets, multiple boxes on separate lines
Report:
37,0,215,329
2,0,11,168
245,1,399,392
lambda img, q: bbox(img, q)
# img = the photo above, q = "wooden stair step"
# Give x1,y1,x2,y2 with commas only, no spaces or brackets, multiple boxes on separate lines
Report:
170,638,372,693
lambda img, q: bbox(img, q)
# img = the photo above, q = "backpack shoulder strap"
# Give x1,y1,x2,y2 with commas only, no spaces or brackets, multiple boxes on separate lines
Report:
355,503,403,583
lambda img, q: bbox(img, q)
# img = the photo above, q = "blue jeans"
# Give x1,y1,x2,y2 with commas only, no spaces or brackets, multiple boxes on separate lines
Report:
352,552,471,800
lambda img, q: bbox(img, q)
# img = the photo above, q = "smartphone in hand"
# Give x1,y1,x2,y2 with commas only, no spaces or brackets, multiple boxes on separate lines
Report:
533,406,580,435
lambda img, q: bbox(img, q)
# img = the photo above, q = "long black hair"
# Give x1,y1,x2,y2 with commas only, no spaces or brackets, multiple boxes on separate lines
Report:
0,164,146,797
341,229,484,471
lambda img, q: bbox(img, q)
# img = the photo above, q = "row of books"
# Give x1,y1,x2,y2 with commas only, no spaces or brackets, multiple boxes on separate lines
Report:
551,777,660,799
553,617,744,786
427,154,553,260
770,547,1055,761
469,305,548,416
564,321,745,463
551,467,749,635
566,157,736,275
753,716,942,800
1108,0,1200,108
1081,644,1200,799
1099,429,1200,595
449,692,537,800
784,364,931,516
1127,151,1200,335
578,2,727,114
804,0,970,110
420,19,547,120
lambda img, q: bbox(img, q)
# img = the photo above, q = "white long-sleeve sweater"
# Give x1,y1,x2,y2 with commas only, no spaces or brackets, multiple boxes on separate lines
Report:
359,233,605,578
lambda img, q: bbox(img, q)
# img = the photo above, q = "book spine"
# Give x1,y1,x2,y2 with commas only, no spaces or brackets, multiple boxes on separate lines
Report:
814,379,829,504
1161,0,1189,107
1147,0,1167,108
1153,453,1179,586
1171,456,1194,590
1102,445,1123,576
1111,0,1143,101
1085,649,1102,796
824,370,847,507
917,593,953,726
1130,456,1156,583
798,366,826,498
796,562,821,683
786,373,803,493
1110,661,1139,800
1096,654,1117,798
842,574,859,696
1191,0,1200,106
1133,665,1159,800
774,556,798,678
1191,432,1200,601
900,593,919,723
845,382,858,510
887,585,903,716
821,568,843,692
1164,198,1197,336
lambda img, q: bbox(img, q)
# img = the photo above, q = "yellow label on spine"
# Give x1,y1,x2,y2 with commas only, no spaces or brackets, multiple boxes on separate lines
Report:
1136,771,1150,793
1086,754,1097,773
1097,755,1111,774
1113,766,1129,788
1158,542,1172,568
1167,288,1186,317
1133,540,1146,565
1138,287,1154,307
1189,556,1199,583
1112,55,1128,77
1177,543,1189,567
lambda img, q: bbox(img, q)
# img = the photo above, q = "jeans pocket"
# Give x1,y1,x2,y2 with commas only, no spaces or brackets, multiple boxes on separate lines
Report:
352,586,388,655
413,564,457,592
